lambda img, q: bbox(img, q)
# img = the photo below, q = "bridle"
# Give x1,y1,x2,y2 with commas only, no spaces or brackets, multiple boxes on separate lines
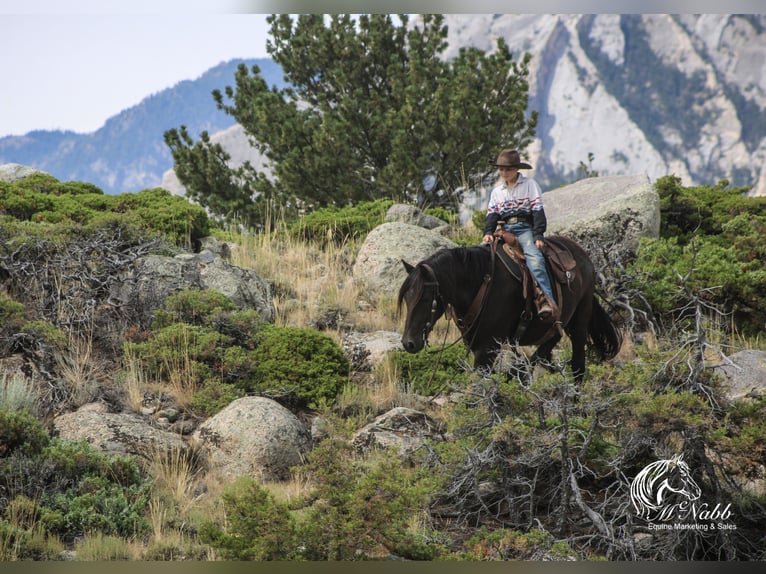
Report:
415,262,444,347
414,256,495,350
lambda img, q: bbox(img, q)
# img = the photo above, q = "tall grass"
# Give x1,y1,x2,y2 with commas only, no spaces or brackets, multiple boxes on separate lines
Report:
55,332,106,407
0,371,41,415
226,217,400,334
74,532,134,561
119,348,151,414
147,445,205,515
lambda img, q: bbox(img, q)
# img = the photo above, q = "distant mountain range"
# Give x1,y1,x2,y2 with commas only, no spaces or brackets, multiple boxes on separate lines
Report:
3,15,766,197
442,14,766,196
0,58,285,194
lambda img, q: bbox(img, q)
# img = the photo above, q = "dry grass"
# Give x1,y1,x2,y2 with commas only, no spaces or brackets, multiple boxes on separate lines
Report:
0,370,42,415
226,226,400,334
147,445,205,515
74,532,135,561
119,349,151,413
262,468,314,506
55,332,107,407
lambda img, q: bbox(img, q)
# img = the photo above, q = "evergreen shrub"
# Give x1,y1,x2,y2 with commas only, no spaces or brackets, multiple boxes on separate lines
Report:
385,344,473,396
0,438,150,543
0,175,211,246
249,325,350,408
290,199,394,243
0,408,50,457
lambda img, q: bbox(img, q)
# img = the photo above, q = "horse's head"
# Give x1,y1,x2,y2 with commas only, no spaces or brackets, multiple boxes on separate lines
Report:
398,260,446,353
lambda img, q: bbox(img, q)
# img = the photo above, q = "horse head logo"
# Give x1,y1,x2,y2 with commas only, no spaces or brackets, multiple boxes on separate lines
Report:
630,454,702,521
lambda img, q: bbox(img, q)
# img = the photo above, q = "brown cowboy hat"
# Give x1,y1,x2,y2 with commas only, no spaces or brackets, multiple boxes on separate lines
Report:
491,148,532,169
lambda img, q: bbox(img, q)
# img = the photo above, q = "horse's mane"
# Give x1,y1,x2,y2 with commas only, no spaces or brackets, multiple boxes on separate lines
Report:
397,246,491,312
428,246,491,297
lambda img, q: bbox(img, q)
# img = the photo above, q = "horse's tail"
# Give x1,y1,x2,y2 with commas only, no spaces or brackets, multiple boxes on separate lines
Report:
588,296,622,361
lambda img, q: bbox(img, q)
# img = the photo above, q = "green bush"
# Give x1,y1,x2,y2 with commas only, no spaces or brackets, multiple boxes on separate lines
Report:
187,379,243,419
201,440,439,560
199,477,298,560
625,176,766,335
299,438,438,560
152,289,237,329
127,292,350,413
36,441,149,541
111,187,210,247
249,325,350,408
0,438,150,543
125,323,226,383
213,309,267,349
0,408,50,457
19,320,67,351
628,235,766,335
0,293,26,354
386,344,473,396
0,175,211,246
656,175,766,244
290,198,393,243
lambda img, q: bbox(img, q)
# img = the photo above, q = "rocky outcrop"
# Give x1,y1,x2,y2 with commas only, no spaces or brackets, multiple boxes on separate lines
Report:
713,350,766,402
441,14,766,196
110,247,275,327
0,163,47,182
192,397,310,481
342,330,404,370
385,204,448,230
352,222,457,297
544,174,660,253
352,407,444,456
53,409,187,459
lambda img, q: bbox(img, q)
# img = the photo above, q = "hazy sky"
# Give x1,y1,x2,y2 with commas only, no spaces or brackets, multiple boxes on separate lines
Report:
0,1,271,137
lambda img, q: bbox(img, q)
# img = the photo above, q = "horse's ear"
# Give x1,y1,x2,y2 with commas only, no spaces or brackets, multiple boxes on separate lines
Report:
402,260,415,274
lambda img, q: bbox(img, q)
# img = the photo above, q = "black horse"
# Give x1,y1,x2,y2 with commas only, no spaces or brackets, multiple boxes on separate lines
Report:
397,236,622,382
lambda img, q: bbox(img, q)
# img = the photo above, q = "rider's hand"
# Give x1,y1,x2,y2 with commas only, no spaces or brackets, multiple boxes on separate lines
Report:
482,234,493,244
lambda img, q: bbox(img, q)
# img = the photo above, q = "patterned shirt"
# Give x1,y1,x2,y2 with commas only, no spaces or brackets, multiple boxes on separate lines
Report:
483,173,548,240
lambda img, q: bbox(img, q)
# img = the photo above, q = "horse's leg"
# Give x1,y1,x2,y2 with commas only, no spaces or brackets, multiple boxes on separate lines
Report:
531,331,562,372
473,346,499,377
567,299,593,385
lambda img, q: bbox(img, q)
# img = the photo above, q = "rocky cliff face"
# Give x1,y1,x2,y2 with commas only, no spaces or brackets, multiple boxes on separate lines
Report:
441,14,766,195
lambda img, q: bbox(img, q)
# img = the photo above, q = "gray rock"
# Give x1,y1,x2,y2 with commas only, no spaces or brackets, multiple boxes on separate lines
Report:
53,410,186,459
544,174,660,255
342,330,404,370
385,204,448,229
353,407,444,456
0,163,47,183
192,396,310,481
713,349,766,401
110,249,274,326
352,222,457,297
197,236,233,260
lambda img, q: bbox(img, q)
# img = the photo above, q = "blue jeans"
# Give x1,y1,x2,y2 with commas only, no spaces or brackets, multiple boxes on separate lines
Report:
504,223,554,301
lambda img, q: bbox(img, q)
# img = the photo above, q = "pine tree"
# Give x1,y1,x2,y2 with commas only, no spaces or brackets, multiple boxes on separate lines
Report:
165,14,537,227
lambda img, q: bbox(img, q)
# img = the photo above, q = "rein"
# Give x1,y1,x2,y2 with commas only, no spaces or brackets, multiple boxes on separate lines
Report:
420,245,496,351
414,250,496,403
